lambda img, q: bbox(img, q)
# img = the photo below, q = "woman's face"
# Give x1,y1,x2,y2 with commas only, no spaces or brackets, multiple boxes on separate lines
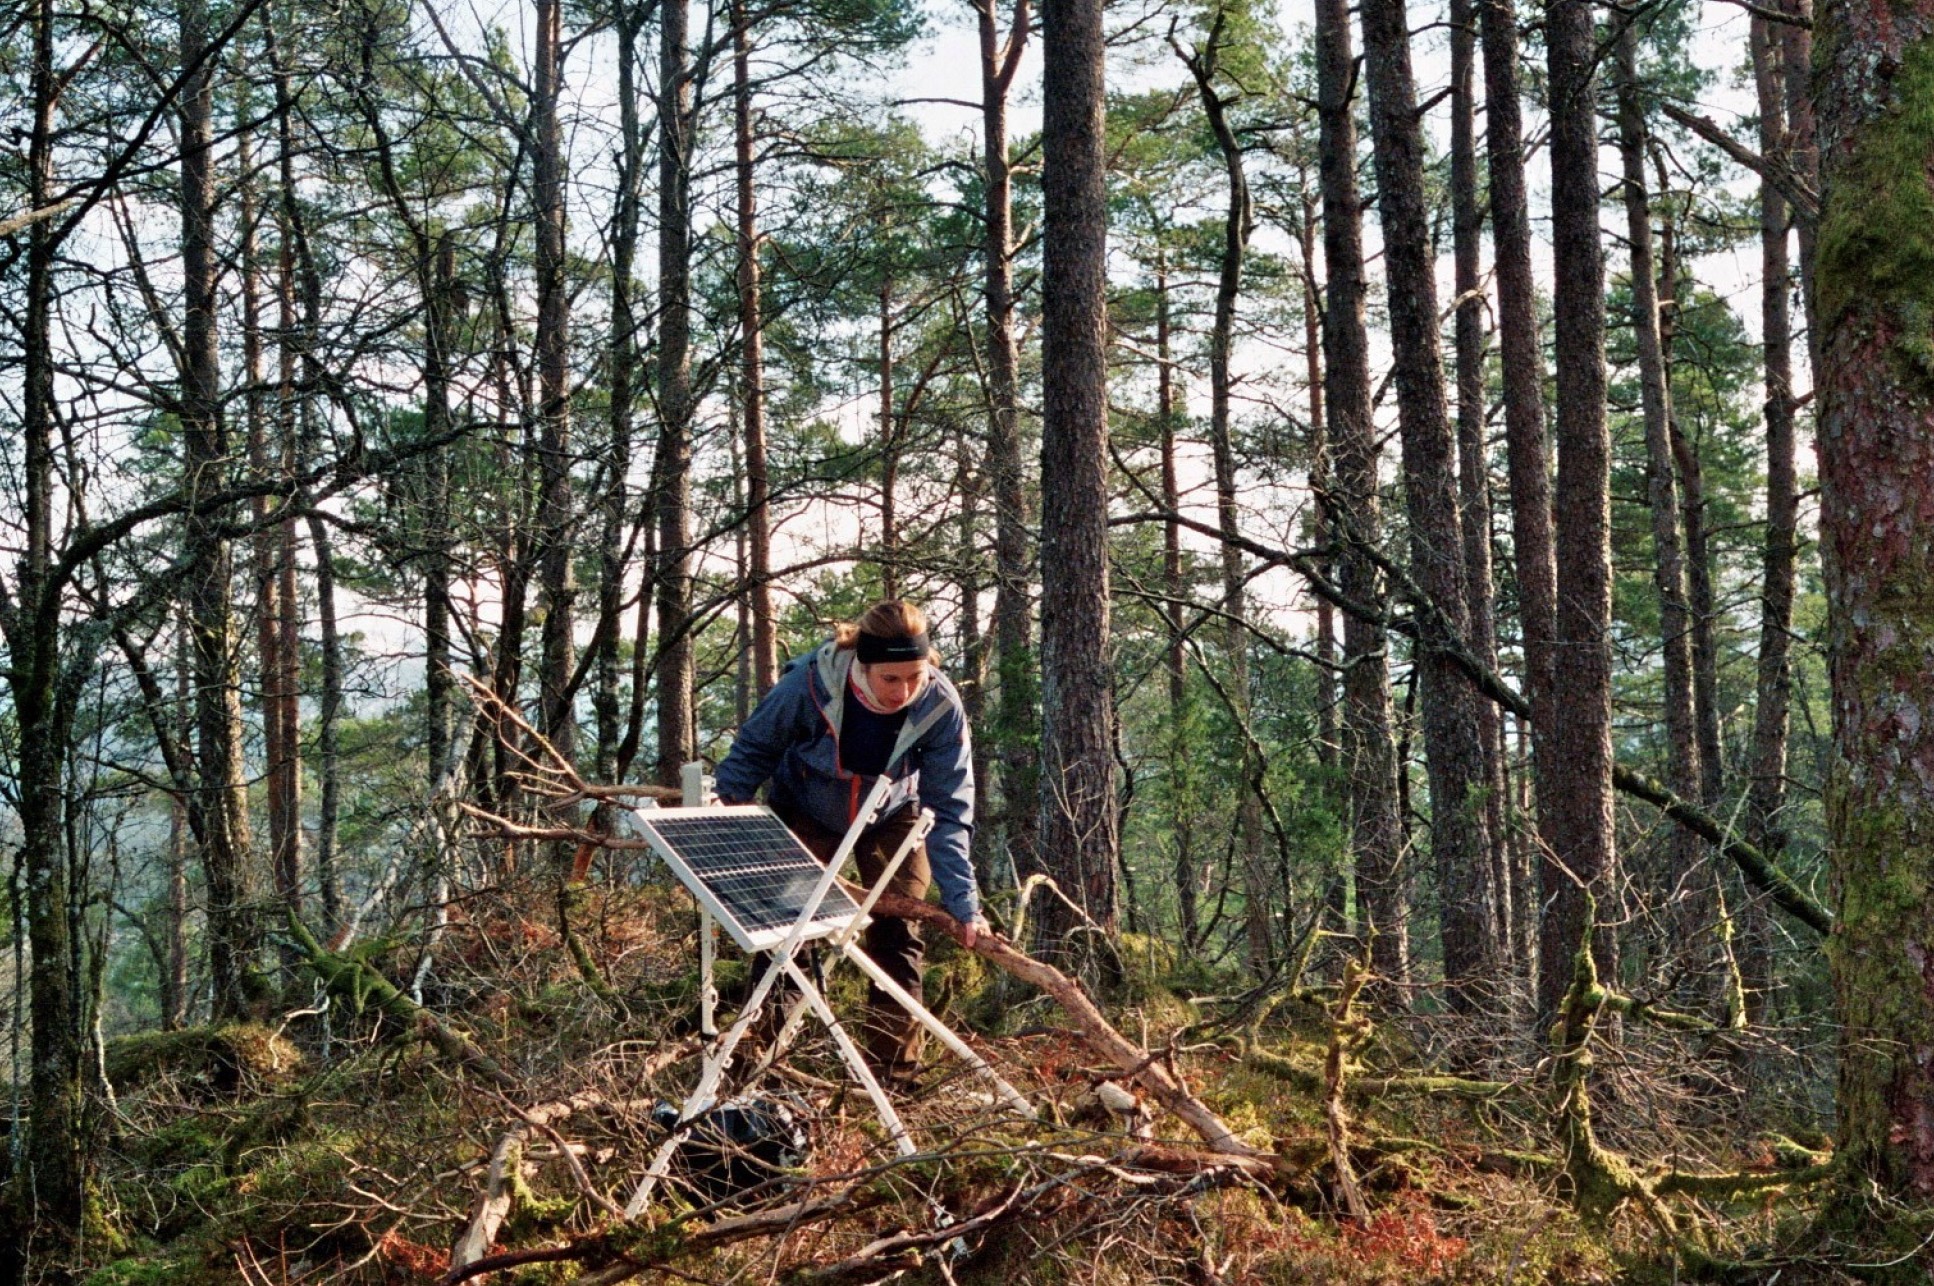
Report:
862,659,927,712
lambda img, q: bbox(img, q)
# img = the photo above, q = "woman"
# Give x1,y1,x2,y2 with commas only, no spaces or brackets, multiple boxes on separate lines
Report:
714,599,987,1083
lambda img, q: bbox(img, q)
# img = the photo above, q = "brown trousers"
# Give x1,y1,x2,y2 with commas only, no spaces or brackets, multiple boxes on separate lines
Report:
777,805,931,1079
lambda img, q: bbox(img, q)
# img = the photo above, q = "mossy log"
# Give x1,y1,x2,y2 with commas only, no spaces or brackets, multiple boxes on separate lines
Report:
285,911,520,1092
102,1024,301,1096
1238,1042,1513,1103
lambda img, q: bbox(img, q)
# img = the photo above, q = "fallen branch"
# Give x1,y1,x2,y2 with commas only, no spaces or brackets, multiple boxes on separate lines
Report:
787,1180,1034,1283
865,889,1275,1170
441,1189,877,1286
1323,956,1373,1223
285,912,520,1093
451,1091,613,1271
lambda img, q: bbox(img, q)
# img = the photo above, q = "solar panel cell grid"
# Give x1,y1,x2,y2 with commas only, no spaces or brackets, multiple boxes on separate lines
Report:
636,810,861,949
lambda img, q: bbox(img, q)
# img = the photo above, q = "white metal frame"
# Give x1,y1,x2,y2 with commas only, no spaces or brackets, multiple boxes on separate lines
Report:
622,769,1034,1218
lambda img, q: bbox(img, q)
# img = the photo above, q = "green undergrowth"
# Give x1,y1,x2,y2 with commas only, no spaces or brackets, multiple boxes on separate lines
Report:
67,892,1852,1284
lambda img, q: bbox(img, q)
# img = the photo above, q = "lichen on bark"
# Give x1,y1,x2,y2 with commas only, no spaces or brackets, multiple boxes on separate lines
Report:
1816,0,1934,1202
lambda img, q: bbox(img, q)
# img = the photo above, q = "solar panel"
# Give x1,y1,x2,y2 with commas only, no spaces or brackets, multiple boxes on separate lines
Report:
627,806,862,952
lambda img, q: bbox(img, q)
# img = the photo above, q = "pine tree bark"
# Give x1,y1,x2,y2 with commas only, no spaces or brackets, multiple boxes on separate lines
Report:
183,0,259,1020
1035,0,1119,961
1539,0,1618,1021
598,1,646,779
241,110,302,942
533,0,577,765
1616,23,1705,939
1742,11,1796,1023
1780,0,1818,362
1360,0,1496,997
1649,195,1727,817
1814,0,1934,1201
1480,0,1553,983
268,8,330,927
655,0,697,784
736,0,776,698
1156,256,1199,952
426,240,458,786
1451,0,1512,973
879,283,899,597
0,0,85,1259
169,627,193,1028
980,0,1039,888
1316,0,1408,991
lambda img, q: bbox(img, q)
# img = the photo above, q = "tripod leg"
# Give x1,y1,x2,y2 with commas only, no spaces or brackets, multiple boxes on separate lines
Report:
624,947,797,1216
839,942,1035,1119
782,958,917,1157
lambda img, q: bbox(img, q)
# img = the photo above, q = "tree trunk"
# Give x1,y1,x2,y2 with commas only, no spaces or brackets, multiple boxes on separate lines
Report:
879,283,899,597
533,0,576,765
1736,11,1796,1026
1301,194,1349,945
1,0,85,1261
307,513,344,906
183,0,258,1021
1479,0,1553,984
268,10,328,928
168,625,193,1029
1815,0,1934,1202
597,4,645,780
1035,0,1119,962
736,0,777,698
1182,26,1272,974
241,110,302,945
426,240,458,786
1616,21,1705,936
1157,257,1199,953
1651,201,1727,817
1450,0,1512,976
655,0,696,785
952,426,994,884
1316,0,1407,992
1780,0,1818,363
1360,0,1496,998
1539,0,1617,1021
980,0,1040,906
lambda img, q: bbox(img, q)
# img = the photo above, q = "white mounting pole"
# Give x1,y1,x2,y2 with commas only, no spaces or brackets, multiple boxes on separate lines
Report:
683,762,720,1037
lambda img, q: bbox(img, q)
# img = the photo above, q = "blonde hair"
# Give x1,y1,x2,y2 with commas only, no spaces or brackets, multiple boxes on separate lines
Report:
834,599,943,665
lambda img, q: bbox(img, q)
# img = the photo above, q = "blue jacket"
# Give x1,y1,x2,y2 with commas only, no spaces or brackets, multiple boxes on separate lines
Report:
714,641,980,922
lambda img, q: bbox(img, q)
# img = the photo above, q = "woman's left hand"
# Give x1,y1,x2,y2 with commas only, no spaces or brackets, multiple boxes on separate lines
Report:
960,913,992,949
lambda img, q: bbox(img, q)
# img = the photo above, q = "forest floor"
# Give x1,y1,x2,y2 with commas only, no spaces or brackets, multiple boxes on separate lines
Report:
71,873,1893,1285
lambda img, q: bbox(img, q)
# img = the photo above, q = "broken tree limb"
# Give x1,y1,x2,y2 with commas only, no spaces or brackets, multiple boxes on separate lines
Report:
451,1091,614,1271
1110,507,1835,937
0,199,77,239
284,912,521,1093
864,889,1276,1170
442,1189,883,1286
1658,102,1819,221
1604,764,1831,935
1323,957,1373,1223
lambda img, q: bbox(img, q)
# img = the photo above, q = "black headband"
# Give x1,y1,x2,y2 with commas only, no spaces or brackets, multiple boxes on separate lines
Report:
856,630,930,664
